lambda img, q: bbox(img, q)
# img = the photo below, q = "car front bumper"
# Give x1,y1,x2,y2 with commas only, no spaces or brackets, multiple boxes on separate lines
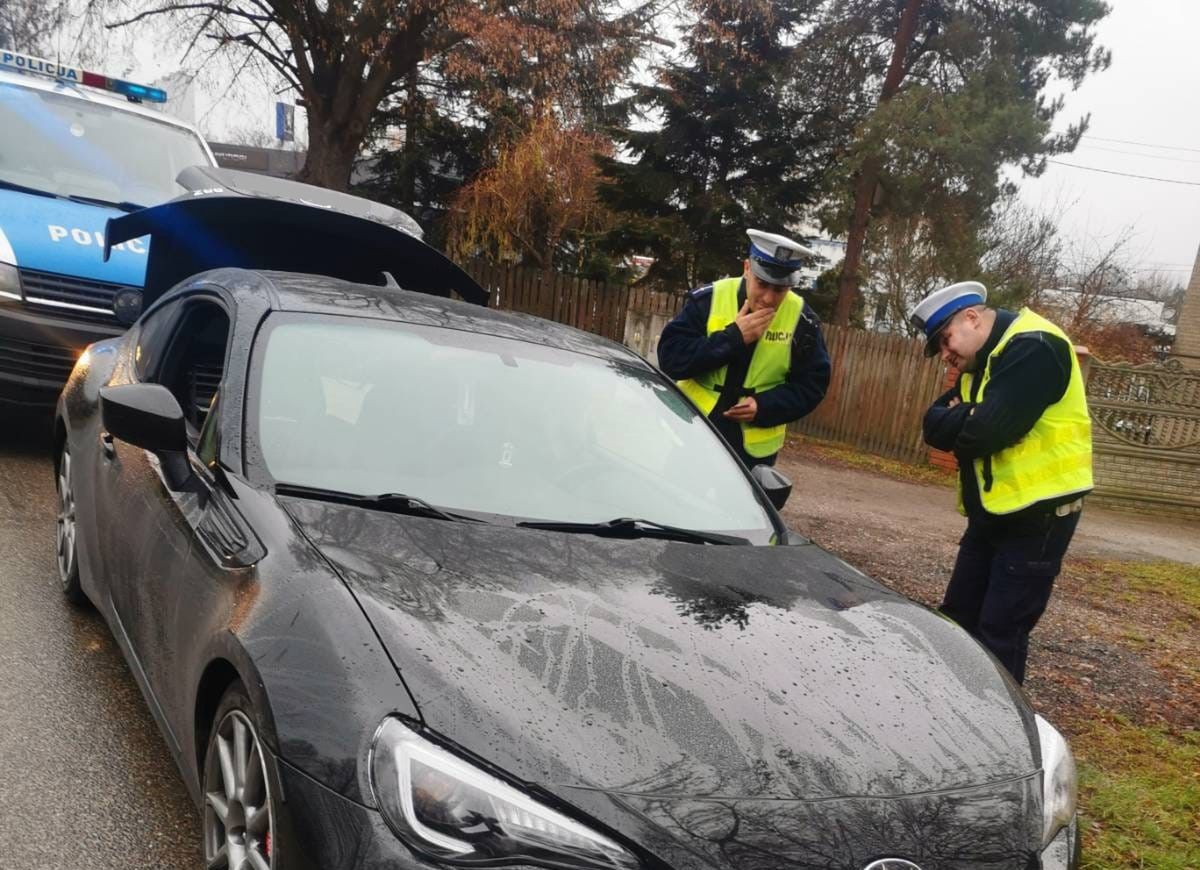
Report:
274,759,1081,870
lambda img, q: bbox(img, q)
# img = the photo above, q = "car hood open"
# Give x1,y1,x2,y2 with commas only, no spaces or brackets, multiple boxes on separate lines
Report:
104,165,487,308
283,499,1038,803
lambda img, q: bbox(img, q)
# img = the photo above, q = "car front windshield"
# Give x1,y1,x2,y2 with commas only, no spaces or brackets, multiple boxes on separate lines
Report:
253,315,776,539
0,82,211,206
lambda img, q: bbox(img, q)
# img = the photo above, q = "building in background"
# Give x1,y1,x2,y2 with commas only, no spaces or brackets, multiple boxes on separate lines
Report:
1173,244,1200,370
797,235,846,289
206,142,306,178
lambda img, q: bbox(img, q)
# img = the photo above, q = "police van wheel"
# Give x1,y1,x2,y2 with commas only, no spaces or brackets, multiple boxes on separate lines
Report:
56,442,88,606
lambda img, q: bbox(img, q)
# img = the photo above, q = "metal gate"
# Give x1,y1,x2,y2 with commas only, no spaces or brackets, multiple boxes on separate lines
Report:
1085,358,1200,517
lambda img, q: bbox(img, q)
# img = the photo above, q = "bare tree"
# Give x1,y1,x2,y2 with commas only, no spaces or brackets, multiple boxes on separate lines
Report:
1133,270,1187,325
90,0,658,191
1035,230,1160,362
0,0,68,51
860,213,946,334
860,196,1062,334
978,196,1063,308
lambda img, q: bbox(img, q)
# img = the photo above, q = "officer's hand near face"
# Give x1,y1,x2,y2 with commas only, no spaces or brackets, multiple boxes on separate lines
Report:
734,300,774,344
723,397,758,421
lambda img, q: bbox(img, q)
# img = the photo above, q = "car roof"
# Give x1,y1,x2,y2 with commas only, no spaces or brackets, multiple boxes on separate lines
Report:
0,68,214,148
201,268,648,366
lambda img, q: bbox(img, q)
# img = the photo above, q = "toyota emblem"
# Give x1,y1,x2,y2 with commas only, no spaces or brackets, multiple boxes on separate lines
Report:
863,861,922,870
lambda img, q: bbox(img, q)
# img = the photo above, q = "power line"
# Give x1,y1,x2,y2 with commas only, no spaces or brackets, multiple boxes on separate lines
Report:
1078,143,1200,165
1082,135,1200,155
1047,160,1200,186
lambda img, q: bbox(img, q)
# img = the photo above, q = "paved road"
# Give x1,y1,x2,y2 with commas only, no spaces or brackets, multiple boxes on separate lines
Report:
0,411,201,869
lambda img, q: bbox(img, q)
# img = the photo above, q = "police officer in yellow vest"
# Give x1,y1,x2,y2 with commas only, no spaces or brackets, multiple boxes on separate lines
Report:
658,229,831,467
916,281,1093,684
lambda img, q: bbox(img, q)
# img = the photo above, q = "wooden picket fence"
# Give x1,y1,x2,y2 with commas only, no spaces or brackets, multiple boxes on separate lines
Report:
461,258,631,342
458,258,946,464
791,324,947,464
627,285,687,317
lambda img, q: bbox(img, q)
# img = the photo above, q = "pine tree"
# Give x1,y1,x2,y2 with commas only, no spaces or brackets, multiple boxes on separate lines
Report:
818,0,1112,325
599,0,840,290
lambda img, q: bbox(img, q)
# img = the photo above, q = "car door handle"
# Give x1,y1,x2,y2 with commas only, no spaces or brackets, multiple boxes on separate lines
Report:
100,431,115,458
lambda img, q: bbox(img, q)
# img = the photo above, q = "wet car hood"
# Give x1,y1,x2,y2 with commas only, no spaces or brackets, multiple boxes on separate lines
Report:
284,499,1037,802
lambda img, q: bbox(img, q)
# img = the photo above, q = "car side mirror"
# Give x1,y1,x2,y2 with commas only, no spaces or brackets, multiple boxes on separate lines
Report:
750,464,792,510
100,383,194,490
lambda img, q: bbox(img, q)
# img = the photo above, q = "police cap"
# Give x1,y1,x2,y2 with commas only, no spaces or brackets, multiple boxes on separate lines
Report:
746,229,813,287
909,281,988,357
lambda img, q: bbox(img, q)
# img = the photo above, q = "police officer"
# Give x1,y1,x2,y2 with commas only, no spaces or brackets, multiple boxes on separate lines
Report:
915,281,1093,684
657,229,831,467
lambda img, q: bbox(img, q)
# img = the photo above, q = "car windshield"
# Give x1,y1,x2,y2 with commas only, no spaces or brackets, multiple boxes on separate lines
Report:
253,315,776,540
0,81,211,206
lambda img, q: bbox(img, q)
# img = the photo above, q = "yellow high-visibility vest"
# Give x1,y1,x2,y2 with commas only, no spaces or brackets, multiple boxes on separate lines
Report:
677,277,804,458
957,308,1093,515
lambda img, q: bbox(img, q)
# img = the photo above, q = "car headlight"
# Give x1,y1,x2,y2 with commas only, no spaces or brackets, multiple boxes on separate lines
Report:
1036,714,1077,847
370,717,641,868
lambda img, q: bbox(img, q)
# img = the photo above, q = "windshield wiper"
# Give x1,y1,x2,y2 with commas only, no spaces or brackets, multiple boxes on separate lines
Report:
274,483,485,523
66,194,145,213
0,180,144,212
516,517,747,545
0,178,57,199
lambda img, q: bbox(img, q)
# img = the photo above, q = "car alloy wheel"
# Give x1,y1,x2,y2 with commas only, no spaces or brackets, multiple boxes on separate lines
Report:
204,698,274,870
55,443,86,604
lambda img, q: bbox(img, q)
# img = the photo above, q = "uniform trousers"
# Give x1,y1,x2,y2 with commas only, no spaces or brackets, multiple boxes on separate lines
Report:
940,507,1081,684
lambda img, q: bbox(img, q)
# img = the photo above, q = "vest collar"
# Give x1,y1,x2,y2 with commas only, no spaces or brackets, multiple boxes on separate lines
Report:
975,308,1017,370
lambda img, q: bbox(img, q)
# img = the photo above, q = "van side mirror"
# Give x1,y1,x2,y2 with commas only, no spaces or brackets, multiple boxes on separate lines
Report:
751,464,792,510
100,383,194,490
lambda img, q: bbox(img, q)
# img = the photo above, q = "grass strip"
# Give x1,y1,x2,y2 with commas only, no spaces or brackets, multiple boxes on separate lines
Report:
1074,717,1200,870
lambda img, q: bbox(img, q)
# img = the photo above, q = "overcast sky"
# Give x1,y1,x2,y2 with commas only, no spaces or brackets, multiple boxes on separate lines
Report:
1015,0,1200,286
46,0,1200,284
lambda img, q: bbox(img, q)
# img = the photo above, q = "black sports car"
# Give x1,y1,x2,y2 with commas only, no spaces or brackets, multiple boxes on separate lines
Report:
53,180,1080,870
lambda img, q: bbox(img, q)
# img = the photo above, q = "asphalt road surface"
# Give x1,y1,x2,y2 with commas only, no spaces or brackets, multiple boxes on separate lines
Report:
0,410,201,869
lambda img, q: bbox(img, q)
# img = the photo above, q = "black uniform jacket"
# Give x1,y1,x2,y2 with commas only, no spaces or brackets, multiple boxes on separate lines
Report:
922,309,1082,524
657,280,831,453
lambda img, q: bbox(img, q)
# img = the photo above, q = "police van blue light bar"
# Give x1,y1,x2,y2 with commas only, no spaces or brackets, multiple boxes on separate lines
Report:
0,49,167,103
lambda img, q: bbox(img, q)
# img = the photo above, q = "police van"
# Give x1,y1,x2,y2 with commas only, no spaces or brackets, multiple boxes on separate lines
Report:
0,49,216,406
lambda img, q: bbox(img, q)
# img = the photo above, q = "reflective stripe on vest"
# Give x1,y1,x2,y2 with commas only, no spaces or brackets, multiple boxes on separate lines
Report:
676,277,804,458
956,308,1093,515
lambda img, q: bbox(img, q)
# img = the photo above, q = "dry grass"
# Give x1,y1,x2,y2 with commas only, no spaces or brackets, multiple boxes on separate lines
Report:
788,435,956,488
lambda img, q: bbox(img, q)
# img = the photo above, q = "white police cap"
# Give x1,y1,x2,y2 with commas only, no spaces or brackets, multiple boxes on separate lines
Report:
746,229,813,286
909,281,988,356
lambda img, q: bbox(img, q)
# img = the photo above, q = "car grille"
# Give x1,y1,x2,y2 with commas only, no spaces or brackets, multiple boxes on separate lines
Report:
19,269,128,323
0,336,79,385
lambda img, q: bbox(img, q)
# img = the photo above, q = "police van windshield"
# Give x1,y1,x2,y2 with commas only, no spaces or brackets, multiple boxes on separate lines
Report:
0,81,212,208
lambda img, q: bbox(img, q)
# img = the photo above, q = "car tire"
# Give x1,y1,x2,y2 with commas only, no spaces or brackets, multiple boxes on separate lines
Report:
55,442,88,606
203,682,278,870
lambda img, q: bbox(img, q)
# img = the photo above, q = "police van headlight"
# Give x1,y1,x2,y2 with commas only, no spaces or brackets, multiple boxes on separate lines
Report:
0,263,21,302
0,225,21,301
1036,714,1077,847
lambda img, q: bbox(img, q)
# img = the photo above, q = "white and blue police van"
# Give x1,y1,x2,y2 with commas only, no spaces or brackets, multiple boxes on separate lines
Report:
0,49,216,406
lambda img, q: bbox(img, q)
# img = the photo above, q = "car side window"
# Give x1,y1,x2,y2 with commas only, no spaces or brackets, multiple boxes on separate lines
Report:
133,300,184,381
196,389,221,466
149,297,232,436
